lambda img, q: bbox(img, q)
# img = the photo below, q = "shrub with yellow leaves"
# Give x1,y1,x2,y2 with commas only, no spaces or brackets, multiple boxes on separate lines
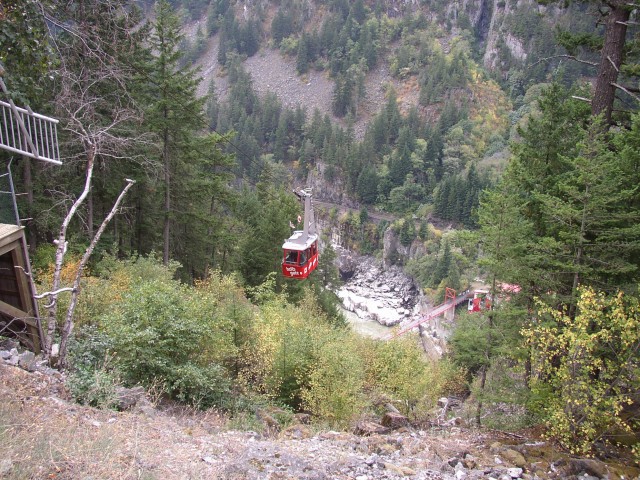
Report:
524,287,640,456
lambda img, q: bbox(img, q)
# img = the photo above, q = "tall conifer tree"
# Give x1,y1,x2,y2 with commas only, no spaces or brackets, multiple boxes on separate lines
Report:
146,0,234,276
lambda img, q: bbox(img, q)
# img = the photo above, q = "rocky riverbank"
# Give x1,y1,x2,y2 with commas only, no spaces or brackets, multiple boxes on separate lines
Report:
336,247,421,328
334,244,458,359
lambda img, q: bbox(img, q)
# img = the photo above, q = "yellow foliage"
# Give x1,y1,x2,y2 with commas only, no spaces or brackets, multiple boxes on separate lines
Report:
357,336,465,421
467,78,512,157
301,335,366,428
524,287,640,455
429,224,443,239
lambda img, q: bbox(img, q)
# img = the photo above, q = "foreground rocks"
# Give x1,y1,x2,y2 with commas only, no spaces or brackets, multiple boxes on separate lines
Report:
1,347,638,480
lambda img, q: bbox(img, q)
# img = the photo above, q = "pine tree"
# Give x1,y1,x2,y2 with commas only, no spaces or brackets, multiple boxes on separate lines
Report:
145,0,209,268
43,0,150,245
271,8,294,46
534,118,640,295
385,90,401,145
549,0,638,123
239,177,299,287
431,239,452,287
0,0,53,104
356,165,379,204
297,33,310,74
274,112,290,162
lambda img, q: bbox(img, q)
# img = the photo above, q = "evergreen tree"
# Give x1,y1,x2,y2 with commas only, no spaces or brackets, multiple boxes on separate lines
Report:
297,33,310,74
239,174,299,287
206,0,222,35
431,239,452,287
549,0,639,123
534,118,640,293
360,20,378,69
274,112,291,162
145,0,211,270
41,0,150,247
0,0,53,104
205,80,220,131
385,91,401,145
356,165,379,204
271,8,294,46
331,73,354,117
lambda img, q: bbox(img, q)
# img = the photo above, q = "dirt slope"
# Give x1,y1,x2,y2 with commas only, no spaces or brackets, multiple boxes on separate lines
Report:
2,361,639,480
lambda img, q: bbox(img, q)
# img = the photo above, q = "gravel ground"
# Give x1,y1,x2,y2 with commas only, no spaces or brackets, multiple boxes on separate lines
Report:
2,361,638,480
0,362,483,479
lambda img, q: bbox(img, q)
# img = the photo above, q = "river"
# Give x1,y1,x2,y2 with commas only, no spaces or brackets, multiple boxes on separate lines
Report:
334,250,423,340
341,307,392,339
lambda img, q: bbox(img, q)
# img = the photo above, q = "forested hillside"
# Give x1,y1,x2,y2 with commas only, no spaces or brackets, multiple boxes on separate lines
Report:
1,0,640,465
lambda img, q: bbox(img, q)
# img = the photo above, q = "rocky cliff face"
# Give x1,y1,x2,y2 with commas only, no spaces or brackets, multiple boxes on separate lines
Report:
382,227,427,269
307,162,360,208
482,0,524,70
441,0,567,73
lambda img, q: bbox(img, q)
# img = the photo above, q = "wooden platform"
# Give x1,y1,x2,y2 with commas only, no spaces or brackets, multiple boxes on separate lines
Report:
0,224,42,352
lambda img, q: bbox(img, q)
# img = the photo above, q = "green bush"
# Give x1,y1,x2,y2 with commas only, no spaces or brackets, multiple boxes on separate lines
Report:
70,255,470,427
66,326,120,409
524,288,640,455
100,273,234,409
169,363,231,410
302,336,366,428
361,337,464,421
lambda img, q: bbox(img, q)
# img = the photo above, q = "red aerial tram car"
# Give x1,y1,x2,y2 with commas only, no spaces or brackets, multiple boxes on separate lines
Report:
282,188,319,280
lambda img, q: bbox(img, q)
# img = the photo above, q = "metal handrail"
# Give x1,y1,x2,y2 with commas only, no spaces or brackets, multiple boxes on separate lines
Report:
0,99,61,165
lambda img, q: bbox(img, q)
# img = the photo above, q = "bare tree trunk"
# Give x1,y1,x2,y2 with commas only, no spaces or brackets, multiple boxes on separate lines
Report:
476,365,487,427
525,294,534,389
58,179,135,368
476,276,496,427
45,143,96,355
592,1,630,123
87,187,94,238
569,184,588,319
205,196,216,277
163,127,170,266
135,187,143,254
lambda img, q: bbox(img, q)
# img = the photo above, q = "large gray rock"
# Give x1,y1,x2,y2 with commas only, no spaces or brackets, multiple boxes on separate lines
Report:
0,459,13,477
0,338,19,350
280,424,313,440
18,351,36,371
354,421,388,436
501,448,527,468
336,247,358,280
336,255,419,327
570,458,610,478
115,386,146,410
506,467,523,478
380,412,408,430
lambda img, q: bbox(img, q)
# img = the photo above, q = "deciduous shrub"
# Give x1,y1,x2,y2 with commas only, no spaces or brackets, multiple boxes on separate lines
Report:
99,265,235,409
524,288,640,455
361,337,466,421
66,325,119,409
302,336,366,428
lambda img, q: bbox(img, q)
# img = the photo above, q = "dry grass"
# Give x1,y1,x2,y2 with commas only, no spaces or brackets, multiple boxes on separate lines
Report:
5,362,636,480
0,364,228,479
